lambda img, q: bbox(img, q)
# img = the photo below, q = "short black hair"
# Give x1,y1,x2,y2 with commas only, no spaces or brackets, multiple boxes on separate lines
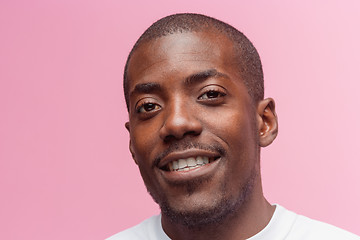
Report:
123,13,264,111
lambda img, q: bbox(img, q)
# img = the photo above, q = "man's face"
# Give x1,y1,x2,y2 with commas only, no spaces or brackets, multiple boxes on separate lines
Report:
126,31,262,225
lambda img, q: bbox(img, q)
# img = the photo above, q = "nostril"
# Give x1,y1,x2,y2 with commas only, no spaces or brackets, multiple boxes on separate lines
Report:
163,130,200,143
185,130,200,137
164,135,176,143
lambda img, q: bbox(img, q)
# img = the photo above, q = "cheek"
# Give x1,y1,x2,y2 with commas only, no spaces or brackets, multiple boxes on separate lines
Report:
130,122,160,163
130,128,158,184
205,108,257,165
203,107,250,139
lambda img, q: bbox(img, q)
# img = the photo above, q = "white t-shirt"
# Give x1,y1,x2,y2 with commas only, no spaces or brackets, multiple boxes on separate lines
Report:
106,205,359,240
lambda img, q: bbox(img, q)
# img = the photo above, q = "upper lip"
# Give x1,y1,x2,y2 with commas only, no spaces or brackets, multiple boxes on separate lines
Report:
157,149,221,170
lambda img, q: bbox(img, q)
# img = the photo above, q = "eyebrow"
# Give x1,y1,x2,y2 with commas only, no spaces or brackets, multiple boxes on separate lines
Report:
184,69,229,85
130,82,162,98
130,69,229,98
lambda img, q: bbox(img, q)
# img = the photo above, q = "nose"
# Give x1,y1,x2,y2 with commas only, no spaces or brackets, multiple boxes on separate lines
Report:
159,99,202,142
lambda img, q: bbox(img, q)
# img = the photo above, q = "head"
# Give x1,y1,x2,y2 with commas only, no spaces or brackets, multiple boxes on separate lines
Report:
124,13,264,110
124,13,278,228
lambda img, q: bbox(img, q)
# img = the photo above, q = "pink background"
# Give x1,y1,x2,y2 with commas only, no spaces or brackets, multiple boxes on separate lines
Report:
1,0,360,239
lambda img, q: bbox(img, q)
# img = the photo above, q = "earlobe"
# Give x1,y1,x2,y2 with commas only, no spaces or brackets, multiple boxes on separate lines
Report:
257,98,278,147
125,122,138,165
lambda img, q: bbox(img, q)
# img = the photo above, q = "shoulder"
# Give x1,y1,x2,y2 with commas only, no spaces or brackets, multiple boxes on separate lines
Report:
285,208,359,240
106,215,169,240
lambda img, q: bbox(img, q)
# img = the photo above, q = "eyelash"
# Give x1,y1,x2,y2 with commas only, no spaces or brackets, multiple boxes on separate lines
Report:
136,101,161,113
135,87,226,115
198,88,227,101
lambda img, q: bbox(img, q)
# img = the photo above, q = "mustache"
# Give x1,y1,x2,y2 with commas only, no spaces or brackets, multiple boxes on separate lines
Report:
153,140,226,167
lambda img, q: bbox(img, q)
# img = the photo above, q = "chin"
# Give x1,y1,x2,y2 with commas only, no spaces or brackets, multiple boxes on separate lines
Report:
153,170,256,229
160,196,236,228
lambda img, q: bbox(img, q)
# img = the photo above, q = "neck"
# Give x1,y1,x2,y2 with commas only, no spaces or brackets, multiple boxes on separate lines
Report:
161,181,275,240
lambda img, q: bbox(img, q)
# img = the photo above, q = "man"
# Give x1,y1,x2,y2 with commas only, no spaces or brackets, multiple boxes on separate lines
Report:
108,13,359,240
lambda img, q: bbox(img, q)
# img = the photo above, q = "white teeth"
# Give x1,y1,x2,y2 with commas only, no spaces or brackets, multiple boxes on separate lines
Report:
178,159,187,169
172,161,178,170
196,156,203,164
186,157,196,167
167,156,214,172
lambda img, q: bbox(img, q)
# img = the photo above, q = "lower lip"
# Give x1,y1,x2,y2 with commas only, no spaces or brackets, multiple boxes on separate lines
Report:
159,158,221,183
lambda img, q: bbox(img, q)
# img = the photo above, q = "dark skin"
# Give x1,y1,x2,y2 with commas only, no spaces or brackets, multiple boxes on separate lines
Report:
125,30,278,240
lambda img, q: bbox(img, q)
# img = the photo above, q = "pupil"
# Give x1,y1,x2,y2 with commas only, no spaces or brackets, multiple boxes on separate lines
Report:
207,91,218,98
144,103,155,111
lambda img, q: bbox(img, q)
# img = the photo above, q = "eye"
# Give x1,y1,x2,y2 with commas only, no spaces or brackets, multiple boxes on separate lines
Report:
136,102,161,113
198,90,226,100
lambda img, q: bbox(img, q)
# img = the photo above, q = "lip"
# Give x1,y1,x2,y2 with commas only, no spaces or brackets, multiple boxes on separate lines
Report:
158,149,220,168
157,149,221,183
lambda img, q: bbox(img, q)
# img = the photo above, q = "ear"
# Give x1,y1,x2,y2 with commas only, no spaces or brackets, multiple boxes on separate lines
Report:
256,98,278,147
125,122,138,165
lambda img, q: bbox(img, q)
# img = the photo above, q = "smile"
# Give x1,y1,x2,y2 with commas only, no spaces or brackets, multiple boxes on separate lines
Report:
157,149,222,182
165,156,218,172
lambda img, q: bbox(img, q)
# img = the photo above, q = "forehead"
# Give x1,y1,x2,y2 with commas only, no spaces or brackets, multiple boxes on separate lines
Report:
127,31,239,87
